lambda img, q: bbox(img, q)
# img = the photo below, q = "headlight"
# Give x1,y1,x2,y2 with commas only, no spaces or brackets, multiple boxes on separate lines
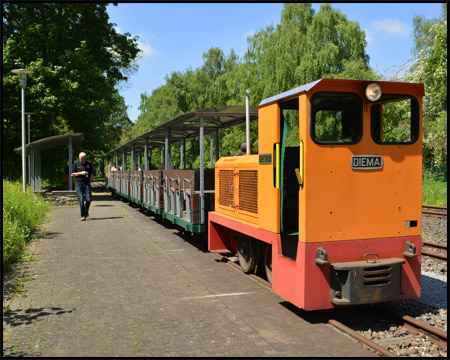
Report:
365,83,382,101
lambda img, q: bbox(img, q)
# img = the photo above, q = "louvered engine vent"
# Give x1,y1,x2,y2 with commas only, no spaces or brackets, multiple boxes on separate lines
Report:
219,170,234,208
238,170,258,214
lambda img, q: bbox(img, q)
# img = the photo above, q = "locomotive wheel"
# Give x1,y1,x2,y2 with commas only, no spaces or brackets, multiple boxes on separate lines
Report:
237,234,256,274
264,244,272,285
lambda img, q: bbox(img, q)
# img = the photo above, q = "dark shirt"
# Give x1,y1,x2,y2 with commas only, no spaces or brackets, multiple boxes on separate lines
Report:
72,160,94,184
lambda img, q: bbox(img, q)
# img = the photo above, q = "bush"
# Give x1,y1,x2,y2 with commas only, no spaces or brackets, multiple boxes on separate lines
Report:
2,180,52,272
423,164,448,182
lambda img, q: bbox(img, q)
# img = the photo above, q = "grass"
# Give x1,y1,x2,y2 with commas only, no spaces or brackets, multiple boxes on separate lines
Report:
422,178,447,206
3,180,52,272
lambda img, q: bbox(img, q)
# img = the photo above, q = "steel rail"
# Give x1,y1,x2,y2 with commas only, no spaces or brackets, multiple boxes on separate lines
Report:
422,241,447,261
328,319,397,357
379,305,447,350
423,205,448,211
423,241,447,250
422,205,447,218
421,249,447,261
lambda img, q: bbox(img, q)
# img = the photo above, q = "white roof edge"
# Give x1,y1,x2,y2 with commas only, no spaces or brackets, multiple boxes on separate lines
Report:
258,79,323,107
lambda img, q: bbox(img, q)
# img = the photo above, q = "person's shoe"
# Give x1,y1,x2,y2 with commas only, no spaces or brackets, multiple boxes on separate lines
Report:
86,213,89,219
80,217,86,221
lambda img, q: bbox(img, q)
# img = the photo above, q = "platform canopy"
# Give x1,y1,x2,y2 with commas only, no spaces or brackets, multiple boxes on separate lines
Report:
14,133,84,157
14,133,83,192
106,106,258,156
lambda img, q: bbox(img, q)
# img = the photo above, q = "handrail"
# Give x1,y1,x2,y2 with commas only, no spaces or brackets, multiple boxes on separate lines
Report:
183,178,191,199
169,177,180,192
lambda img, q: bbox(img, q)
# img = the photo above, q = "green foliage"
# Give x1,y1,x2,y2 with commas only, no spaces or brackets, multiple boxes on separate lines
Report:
130,3,373,162
3,3,139,181
3,180,52,272
423,164,448,182
241,3,372,101
380,99,414,143
402,4,447,167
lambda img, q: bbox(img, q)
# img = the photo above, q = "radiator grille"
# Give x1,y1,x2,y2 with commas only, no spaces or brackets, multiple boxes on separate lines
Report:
219,170,234,208
239,170,258,214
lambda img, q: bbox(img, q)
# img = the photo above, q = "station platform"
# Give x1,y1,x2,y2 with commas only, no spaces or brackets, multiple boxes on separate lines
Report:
3,186,373,357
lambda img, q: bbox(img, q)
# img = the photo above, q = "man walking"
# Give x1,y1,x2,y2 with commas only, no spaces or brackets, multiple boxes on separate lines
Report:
71,152,94,221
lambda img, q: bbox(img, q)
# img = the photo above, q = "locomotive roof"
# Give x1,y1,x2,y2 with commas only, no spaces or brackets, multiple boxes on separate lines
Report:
259,78,425,107
107,105,258,156
259,79,323,107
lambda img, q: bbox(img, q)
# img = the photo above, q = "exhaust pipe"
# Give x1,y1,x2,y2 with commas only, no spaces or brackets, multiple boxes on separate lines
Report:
246,89,250,155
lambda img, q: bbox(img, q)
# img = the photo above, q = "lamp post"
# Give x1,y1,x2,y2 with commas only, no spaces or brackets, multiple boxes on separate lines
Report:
11,68,33,192
25,112,34,184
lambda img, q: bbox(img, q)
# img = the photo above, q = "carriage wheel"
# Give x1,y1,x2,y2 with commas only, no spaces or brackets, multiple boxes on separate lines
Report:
264,244,272,285
237,234,256,274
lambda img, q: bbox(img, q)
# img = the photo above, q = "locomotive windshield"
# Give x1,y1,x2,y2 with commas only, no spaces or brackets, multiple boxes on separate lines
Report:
310,92,362,144
370,94,420,144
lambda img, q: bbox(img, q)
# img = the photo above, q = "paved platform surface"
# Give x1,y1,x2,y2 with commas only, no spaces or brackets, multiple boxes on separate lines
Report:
3,188,373,357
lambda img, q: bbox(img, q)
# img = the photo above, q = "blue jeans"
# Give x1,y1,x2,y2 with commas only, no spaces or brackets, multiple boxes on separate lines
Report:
75,183,92,217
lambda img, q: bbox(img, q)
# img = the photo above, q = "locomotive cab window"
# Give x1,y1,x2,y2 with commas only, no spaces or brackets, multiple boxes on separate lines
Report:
371,94,419,144
310,92,362,144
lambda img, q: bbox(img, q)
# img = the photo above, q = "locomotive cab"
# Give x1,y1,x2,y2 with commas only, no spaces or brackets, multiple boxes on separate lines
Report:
210,78,424,310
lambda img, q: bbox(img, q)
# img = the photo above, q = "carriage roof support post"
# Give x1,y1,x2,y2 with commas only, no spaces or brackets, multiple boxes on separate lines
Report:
115,151,118,169
30,147,35,192
180,138,185,170
68,136,73,190
210,131,214,168
122,149,126,171
131,144,135,171
160,146,164,169
138,151,141,170
165,129,171,170
35,150,41,190
215,129,219,162
200,116,205,225
144,138,149,170
149,146,152,170
27,113,32,185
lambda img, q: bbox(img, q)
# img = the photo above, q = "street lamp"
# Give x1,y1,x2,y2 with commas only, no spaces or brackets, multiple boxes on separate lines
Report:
25,112,34,184
11,68,33,192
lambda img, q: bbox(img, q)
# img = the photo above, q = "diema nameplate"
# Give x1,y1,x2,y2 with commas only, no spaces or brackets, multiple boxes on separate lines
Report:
351,155,383,170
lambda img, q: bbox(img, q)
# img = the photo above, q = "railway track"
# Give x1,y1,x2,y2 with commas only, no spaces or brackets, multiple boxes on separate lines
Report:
212,246,446,357
379,305,447,353
329,305,447,357
422,205,447,218
422,240,447,262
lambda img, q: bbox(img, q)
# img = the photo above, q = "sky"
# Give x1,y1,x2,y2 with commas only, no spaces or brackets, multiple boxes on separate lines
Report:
106,2,444,123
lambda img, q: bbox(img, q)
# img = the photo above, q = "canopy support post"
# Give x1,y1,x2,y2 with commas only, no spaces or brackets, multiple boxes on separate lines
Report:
200,117,205,225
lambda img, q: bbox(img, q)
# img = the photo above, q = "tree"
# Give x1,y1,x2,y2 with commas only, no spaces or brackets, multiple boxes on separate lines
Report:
2,3,139,181
128,3,374,160
241,3,372,101
239,3,373,146
132,47,244,166
403,4,447,168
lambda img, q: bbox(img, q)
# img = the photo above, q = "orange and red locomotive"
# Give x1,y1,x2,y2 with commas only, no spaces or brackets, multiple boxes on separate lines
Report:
209,78,424,310
107,78,424,311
